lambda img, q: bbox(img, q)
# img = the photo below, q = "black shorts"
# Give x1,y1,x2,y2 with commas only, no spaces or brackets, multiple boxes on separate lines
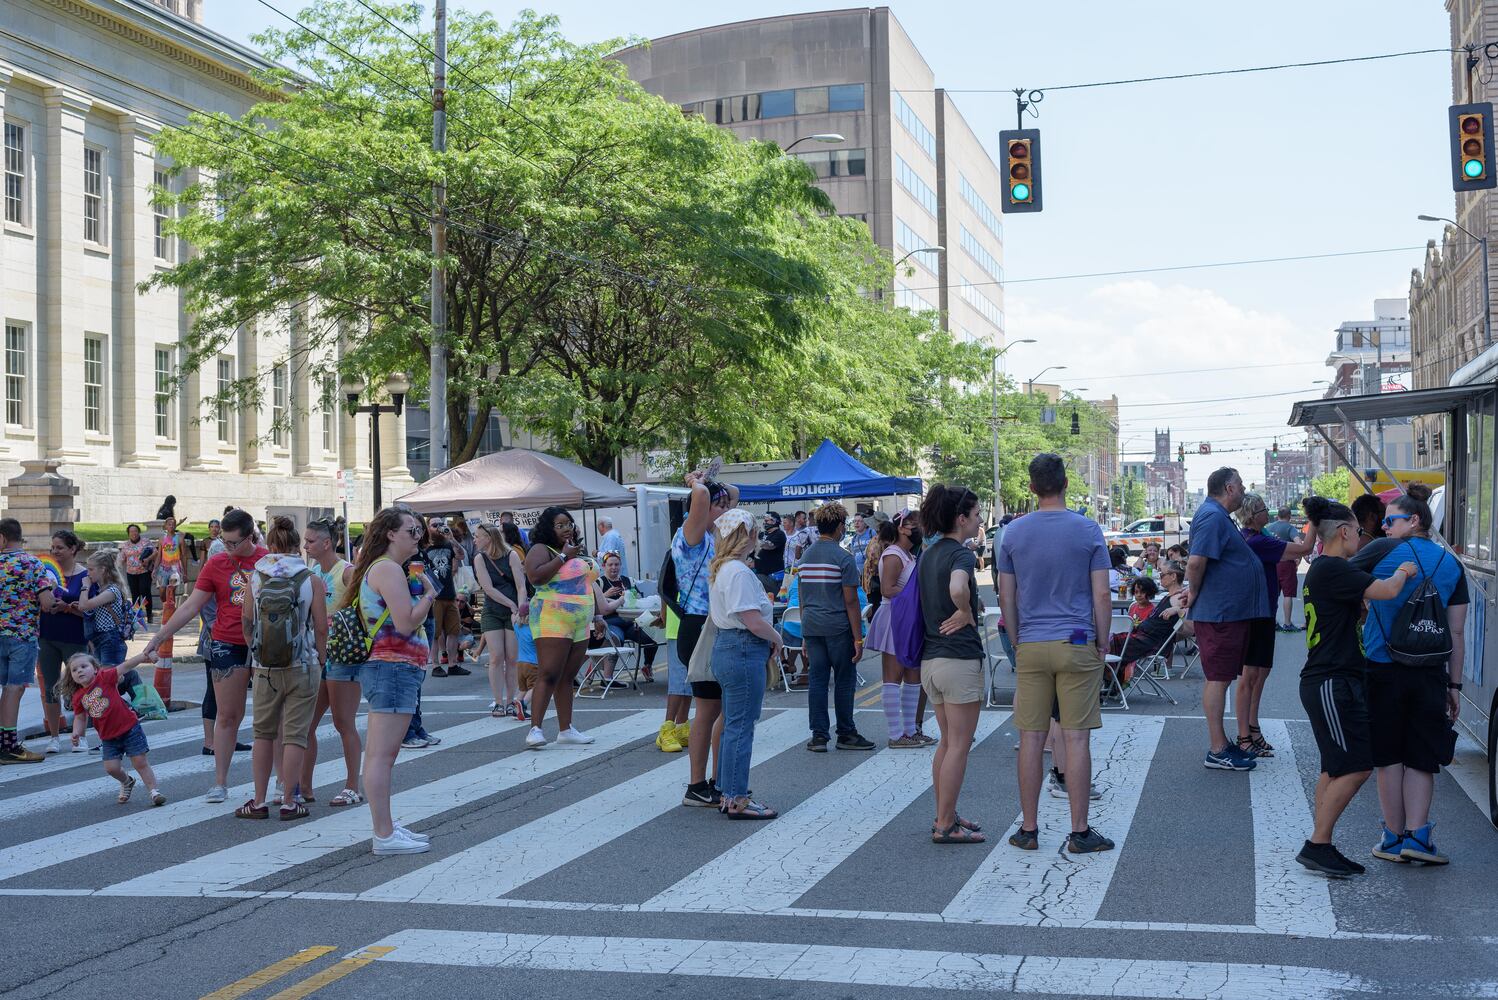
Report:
676,613,723,700
1243,617,1276,670
1299,673,1373,777
1366,661,1455,773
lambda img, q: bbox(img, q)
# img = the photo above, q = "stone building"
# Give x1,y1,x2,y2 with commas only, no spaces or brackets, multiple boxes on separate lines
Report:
0,0,410,523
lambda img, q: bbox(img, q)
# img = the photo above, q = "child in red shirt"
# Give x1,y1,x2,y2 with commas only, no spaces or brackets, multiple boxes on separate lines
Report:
1128,577,1159,627
58,651,165,806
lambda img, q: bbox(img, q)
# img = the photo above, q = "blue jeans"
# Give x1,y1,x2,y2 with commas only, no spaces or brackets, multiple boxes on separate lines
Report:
805,630,857,739
359,660,424,715
0,635,39,687
712,628,769,800
92,631,127,667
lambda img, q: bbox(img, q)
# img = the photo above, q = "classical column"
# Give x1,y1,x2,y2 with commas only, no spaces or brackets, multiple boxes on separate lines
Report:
290,307,314,474
0,66,13,462
239,319,277,474
115,114,166,467
378,401,411,482
42,87,93,464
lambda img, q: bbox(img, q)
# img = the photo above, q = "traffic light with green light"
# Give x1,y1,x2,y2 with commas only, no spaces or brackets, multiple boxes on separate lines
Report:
1450,103,1497,192
999,128,1042,213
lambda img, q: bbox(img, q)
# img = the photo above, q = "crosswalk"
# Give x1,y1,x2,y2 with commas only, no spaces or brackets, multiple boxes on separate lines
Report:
0,705,1485,946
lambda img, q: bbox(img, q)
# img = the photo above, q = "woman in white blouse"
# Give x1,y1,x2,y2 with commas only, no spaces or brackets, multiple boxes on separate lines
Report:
708,510,784,819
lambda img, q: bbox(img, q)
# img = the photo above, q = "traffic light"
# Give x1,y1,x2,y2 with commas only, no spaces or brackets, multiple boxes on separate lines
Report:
999,128,1043,213
1178,444,1185,463
1449,103,1497,192
1070,409,1080,435
1271,439,1279,458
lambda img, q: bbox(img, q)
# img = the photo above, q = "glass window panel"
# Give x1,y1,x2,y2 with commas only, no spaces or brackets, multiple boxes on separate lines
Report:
5,323,26,426
154,347,172,438
272,365,287,447
3,122,23,224
83,147,103,244
828,84,864,112
795,87,828,115
83,336,103,433
216,358,233,443
759,90,794,118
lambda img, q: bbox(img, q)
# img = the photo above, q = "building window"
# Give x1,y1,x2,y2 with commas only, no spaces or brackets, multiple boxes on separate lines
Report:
960,225,1003,283
4,323,27,426
84,336,104,433
272,364,287,447
960,174,1004,243
896,155,938,217
960,278,1004,330
896,218,939,271
321,376,334,454
83,147,104,244
895,284,937,314
3,122,24,225
828,84,864,112
216,357,234,443
894,94,937,160
153,169,172,261
795,87,829,115
759,89,795,119
154,347,173,438
794,147,866,179
714,83,865,124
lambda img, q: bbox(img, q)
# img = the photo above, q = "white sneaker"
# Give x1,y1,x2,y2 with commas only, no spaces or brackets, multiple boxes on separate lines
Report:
71,739,90,753
395,824,430,843
204,784,228,804
556,727,594,745
44,736,62,755
524,727,547,749
372,829,431,855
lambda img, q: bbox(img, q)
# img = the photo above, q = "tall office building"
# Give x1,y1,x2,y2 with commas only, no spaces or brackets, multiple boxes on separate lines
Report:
612,7,1008,349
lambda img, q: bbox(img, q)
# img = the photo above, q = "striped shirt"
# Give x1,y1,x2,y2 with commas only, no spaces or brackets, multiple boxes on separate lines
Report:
797,539,859,636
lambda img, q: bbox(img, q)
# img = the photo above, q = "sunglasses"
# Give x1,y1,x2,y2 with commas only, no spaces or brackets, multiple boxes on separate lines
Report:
403,526,423,539
1382,513,1415,528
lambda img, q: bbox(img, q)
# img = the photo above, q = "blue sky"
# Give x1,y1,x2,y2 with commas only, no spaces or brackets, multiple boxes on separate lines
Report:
207,1,1455,488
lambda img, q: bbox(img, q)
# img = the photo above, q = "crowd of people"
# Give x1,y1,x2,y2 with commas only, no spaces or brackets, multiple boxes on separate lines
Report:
0,457,1470,874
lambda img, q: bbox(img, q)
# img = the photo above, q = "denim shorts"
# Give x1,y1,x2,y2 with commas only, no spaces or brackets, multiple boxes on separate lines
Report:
0,635,39,688
100,722,149,761
323,660,361,682
358,659,425,714
666,638,690,698
207,640,250,681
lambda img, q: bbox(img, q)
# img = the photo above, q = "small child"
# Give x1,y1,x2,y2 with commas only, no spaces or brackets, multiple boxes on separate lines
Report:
1128,577,1159,627
77,548,134,666
57,651,165,806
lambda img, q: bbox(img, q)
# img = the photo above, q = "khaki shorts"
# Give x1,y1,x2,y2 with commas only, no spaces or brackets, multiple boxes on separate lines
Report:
251,664,318,747
517,660,538,693
1014,640,1104,732
433,599,462,639
920,657,985,706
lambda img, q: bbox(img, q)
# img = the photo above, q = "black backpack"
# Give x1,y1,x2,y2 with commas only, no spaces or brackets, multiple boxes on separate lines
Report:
658,546,684,618
1380,542,1454,667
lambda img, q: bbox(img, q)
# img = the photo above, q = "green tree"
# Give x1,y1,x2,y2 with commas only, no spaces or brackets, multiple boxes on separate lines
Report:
1310,467,1351,502
1120,475,1147,521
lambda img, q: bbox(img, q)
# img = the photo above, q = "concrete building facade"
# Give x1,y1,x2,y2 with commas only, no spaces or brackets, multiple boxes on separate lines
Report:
0,0,409,522
612,7,1007,349
1313,298,1416,475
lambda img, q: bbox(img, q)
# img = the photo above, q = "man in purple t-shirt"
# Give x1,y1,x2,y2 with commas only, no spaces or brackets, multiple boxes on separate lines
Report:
1232,493,1314,759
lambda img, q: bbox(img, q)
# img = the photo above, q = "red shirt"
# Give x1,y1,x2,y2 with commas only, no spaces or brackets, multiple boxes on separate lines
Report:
71,668,137,741
196,547,269,645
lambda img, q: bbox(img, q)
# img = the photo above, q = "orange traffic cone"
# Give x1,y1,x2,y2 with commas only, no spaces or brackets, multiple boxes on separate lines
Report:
153,586,175,702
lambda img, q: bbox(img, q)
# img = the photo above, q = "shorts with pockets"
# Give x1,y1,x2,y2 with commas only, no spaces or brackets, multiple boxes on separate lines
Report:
432,599,461,638
207,640,250,682
251,664,318,746
323,660,361,682
1243,617,1276,670
919,656,985,707
1366,661,1453,773
531,595,592,642
1014,640,1104,731
358,659,425,715
100,722,149,762
1193,619,1249,683
0,635,39,688
1299,672,1374,777
1276,561,1298,598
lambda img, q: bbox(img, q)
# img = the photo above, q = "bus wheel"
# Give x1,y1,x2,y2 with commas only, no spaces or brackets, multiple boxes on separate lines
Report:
1489,701,1498,830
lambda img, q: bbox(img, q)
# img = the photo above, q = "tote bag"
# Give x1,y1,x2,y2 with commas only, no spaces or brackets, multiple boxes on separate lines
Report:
889,555,925,669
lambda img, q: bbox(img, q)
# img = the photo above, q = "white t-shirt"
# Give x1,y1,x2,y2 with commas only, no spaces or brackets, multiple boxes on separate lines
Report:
710,559,772,631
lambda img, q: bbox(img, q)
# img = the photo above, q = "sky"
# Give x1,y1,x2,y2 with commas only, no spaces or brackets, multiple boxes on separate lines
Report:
206,1,1456,489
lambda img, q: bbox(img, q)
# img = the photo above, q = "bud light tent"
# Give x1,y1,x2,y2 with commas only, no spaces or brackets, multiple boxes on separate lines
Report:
732,439,922,502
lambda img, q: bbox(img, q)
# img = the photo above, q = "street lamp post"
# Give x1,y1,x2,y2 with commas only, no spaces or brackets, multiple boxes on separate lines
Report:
1419,214,1492,351
990,338,1037,516
783,133,846,153
1026,365,1066,394
343,373,411,512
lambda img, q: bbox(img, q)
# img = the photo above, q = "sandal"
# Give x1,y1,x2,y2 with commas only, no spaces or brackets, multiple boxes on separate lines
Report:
489,702,506,718
932,821,986,844
279,802,310,821
329,788,363,807
235,800,269,820
932,815,982,834
1236,736,1272,759
1248,725,1275,752
116,775,136,804
725,800,778,820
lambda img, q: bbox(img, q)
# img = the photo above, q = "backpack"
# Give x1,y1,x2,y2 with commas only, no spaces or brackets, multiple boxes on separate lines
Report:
889,554,925,669
658,546,683,619
1378,542,1454,668
252,567,312,668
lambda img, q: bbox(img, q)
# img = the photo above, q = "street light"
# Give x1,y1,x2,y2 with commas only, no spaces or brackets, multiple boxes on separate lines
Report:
990,338,1038,516
894,245,945,275
343,372,411,511
1026,365,1066,394
783,133,845,153
1418,214,1492,350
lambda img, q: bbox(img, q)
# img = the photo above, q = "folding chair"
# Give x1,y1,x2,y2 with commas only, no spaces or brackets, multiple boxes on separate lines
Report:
577,640,642,699
776,607,805,693
1101,614,1136,710
1110,618,1181,706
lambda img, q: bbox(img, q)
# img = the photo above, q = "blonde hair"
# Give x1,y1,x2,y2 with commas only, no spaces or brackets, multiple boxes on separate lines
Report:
709,520,755,583
477,523,510,560
56,651,103,707
87,547,125,593
1234,492,1268,528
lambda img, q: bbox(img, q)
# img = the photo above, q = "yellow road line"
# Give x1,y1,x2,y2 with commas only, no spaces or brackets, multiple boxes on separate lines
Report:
200,947,338,1000
264,946,397,1000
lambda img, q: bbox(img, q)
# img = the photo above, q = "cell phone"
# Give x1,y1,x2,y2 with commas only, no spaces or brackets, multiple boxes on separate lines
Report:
703,456,723,481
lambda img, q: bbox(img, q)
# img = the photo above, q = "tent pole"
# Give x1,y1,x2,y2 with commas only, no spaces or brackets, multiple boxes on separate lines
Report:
1332,405,1406,498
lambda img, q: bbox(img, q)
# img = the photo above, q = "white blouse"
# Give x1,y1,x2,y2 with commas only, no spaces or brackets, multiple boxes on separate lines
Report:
710,559,772,630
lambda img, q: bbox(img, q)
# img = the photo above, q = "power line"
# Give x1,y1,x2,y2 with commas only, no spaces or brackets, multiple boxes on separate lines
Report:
1117,386,1324,409
1056,360,1324,381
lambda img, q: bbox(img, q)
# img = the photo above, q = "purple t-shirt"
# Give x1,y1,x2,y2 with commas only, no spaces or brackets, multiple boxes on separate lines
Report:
997,509,1110,644
1241,528,1287,615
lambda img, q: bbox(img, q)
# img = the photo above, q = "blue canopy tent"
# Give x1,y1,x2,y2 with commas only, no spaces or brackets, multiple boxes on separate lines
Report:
733,439,922,502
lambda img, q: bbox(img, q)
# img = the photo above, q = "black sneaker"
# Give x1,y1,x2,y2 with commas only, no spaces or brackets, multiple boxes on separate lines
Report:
682,781,721,808
836,733,876,751
1295,840,1364,877
806,735,829,753
1007,825,1039,850
233,742,252,752
1066,827,1115,854
445,665,472,677
432,666,448,677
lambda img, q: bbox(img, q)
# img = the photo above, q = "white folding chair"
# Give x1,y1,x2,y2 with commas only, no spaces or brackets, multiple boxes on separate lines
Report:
1100,614,1136,710
578,640,642,699
1109,618,1181,706
777,607,805,693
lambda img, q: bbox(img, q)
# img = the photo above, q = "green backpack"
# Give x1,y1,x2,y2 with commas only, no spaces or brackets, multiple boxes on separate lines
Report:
252,568,313,668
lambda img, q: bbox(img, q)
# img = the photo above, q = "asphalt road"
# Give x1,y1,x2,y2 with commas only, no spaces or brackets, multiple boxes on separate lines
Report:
3,592,1496,1000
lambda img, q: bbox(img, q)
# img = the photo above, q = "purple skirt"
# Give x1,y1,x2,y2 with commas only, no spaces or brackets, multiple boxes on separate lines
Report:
865,602,897,655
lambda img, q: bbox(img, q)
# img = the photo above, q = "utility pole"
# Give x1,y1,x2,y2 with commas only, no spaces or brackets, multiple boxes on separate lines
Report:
428,0,449,475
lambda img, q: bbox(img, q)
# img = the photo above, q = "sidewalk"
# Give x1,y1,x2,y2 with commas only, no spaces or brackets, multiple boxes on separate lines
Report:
18,634,206,740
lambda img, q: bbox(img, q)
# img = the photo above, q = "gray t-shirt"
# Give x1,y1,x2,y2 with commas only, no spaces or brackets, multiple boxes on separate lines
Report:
797,538,859,636
1264,520,1297,543
918,537,984,661
997,509,1109,644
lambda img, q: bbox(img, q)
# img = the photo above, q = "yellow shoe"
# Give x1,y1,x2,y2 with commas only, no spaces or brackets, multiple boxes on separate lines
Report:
656,721,683,753
674,721,691,744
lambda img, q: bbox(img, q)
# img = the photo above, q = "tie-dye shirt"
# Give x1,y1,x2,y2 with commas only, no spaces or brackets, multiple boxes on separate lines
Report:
362,557,430,667
671,527,715,617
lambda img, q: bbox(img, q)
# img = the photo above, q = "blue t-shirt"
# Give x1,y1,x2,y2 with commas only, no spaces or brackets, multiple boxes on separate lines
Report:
1188,498,1270,622
671,526,714,617
1351,536,1469,663
997,509,1109,644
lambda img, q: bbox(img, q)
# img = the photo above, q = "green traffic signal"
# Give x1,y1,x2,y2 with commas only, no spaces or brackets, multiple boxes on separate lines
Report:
1011,182,1031,201
1465,158,1485,178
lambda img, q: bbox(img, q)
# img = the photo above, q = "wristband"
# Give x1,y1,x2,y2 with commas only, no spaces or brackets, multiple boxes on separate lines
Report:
1447,682,1462,690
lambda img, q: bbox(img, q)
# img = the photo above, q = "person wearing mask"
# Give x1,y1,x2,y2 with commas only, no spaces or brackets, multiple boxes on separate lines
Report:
708,510,783,819
475,524,528,719
1183,468,1265,772
1295,496,1417,877
798,502,874,753
849,513,873,580
145,508,266,801
677,473,740,807
1351,492,1469,866
36,530,89,754
866,512,927,748
1233,493,1315,759
1264,507,1303,632
753,513,788,596
999,455,1113,854
0,518,57,763
596,517,627,577
919,484,989,845
301,518,362,808
523,506,604,749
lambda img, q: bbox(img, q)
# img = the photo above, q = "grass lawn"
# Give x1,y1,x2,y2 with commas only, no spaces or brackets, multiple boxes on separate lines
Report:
72,522,206,544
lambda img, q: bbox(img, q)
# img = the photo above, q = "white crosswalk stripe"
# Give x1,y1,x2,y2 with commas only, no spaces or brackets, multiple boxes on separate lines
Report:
1251,718,1336,936
1,719,245,787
